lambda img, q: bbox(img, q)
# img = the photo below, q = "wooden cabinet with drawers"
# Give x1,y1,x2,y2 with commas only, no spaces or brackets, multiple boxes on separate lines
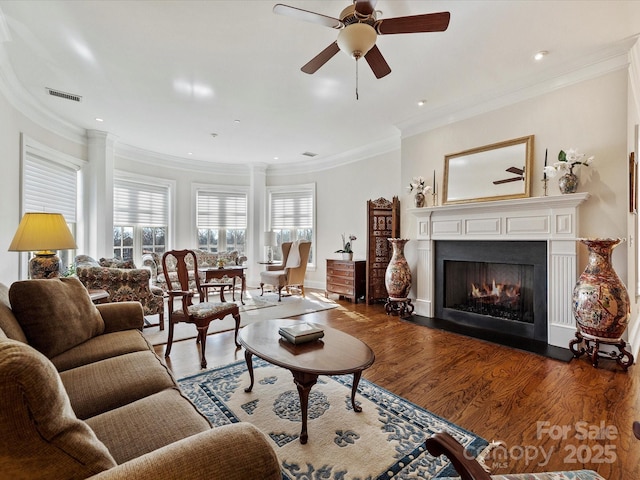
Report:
325,259,366,303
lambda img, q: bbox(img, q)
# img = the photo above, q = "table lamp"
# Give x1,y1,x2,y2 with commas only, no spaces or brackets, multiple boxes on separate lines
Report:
264,231,277,263
8,212,77,279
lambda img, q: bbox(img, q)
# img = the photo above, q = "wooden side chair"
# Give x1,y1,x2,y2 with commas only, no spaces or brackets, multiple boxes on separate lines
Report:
162,249,241,368
260,241,311,301
425,431,604,479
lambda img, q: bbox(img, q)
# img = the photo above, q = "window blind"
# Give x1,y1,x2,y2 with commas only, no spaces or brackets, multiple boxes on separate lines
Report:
270,190,313,229
114,179,169,226
24,154,78,223
197,190,247,229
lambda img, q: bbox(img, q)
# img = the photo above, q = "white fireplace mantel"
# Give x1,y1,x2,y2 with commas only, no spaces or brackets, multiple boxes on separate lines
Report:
409,192,590,348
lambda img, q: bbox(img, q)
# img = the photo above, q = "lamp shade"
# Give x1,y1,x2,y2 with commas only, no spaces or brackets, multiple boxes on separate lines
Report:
264,231,278,247
8,212,77,253
337,23,377,59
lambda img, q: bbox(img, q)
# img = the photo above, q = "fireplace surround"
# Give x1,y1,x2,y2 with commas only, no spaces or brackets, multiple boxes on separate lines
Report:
435,240,547,342
409,193,590,349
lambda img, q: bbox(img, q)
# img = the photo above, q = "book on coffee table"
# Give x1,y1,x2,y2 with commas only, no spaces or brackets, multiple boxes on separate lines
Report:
279,323,325,345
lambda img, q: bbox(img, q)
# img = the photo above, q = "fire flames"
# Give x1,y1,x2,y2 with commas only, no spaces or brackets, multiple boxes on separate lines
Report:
470,279,520,306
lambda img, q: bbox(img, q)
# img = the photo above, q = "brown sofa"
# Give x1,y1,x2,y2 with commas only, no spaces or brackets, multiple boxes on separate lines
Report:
0,277,281,479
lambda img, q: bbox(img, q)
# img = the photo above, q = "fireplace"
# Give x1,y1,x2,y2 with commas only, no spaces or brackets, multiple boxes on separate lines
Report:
408,193,590,349
434,240,547,342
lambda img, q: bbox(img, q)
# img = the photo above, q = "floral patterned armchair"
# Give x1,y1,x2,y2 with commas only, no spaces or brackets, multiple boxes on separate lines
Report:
142,249,247,293
74,255,165,330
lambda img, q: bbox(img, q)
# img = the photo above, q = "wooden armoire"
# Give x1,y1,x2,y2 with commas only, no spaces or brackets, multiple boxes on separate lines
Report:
366,196,400,304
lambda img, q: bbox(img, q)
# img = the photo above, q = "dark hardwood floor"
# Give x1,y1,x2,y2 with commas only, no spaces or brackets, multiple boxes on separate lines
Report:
154,289,640,478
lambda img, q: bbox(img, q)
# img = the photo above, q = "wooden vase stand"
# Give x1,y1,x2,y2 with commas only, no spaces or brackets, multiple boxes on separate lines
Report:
384,297,414,318
569,331,634,371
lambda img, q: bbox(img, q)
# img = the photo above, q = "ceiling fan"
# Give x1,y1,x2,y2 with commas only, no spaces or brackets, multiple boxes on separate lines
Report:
493,167,525,185
273,1,450,80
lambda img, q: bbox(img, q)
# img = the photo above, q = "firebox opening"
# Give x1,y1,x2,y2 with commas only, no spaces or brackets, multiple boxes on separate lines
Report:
445,260,534,324
434,240,547,343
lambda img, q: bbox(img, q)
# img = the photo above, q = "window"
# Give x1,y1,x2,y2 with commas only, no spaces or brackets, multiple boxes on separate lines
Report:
20,135,82,277
196,188,247,254
267,184,315,265
114,175,170,265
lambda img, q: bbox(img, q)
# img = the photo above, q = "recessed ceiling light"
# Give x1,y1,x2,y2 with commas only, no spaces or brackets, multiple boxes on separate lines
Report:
534,50,548,61
187,152,193,155
95,117,104,122
273,156,279,160
417,100,426,106
233,119,240,124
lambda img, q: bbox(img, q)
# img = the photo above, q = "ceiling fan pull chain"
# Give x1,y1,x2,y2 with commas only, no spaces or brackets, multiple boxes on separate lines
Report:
356,58,359,100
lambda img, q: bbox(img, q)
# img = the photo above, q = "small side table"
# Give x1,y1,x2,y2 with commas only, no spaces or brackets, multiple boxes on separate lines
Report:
88,289,109,304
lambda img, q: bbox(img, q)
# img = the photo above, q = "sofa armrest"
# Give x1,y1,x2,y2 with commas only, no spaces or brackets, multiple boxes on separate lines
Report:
96,302,145,333
89,424,281,480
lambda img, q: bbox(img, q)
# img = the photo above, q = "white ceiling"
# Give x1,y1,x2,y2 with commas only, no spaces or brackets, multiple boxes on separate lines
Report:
0,1,639,167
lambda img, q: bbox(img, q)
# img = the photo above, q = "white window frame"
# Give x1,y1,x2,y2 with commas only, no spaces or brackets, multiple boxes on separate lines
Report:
266,183,316,268
113,171,175,266
192,183,249,254
18,135,85,278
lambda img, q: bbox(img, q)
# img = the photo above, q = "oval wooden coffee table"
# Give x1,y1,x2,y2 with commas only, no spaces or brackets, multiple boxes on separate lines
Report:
238,319,375,444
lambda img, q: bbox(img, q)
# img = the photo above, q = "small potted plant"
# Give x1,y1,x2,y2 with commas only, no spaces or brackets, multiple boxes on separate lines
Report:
544,148,594,194
336,234,356,261
407,176,432,207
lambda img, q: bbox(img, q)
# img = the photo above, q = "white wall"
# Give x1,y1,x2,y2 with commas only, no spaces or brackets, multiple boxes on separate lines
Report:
268,149,401,290
400,68,632,341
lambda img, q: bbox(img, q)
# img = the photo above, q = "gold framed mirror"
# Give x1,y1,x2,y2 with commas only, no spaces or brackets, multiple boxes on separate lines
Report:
443,135,534,204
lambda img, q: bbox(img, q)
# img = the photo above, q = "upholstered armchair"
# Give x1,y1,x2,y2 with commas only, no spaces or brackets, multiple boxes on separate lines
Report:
260,241,311,301
75,255,165,330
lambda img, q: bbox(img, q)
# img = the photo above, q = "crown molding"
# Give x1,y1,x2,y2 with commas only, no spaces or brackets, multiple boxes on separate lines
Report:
397,37,637,140
266,135,400,176
0,47,86,145
114,142,249,176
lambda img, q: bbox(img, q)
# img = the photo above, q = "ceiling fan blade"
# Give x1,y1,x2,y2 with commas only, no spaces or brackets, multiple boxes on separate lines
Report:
301,42,341,74
273,4,343,29
354,0,378,16
364,45,391,79
376,12,451,35
506,166,524,175
493,177,524,185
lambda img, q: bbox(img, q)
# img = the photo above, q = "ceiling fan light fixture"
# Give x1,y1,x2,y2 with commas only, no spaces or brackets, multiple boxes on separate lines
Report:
337,23,376,59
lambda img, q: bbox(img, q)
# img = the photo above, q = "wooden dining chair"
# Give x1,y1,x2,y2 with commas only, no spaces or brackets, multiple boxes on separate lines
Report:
162,249,241,368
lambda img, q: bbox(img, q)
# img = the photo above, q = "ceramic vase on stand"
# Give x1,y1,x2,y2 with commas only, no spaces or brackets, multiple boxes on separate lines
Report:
414,190,425,208
569,238,634,369
341,252,353,261
384,238,414,317
558,166,579,194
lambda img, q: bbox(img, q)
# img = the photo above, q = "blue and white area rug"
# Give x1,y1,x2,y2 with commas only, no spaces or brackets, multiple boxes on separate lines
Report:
178,359,488,479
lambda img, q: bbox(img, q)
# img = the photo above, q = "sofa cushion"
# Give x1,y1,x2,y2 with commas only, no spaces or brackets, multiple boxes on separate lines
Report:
51,330,152,372
86,388,211,464
60,350,177,419
9,277,105,358
0,282,27,343
0,339,116,478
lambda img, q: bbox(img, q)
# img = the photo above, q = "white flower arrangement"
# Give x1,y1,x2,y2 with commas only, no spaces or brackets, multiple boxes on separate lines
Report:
544,149,594,178
407,176,432,194
336,233,356,253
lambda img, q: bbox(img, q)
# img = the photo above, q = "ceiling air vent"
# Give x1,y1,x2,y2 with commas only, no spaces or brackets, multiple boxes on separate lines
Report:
302,151,318,157
46,88,82,103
